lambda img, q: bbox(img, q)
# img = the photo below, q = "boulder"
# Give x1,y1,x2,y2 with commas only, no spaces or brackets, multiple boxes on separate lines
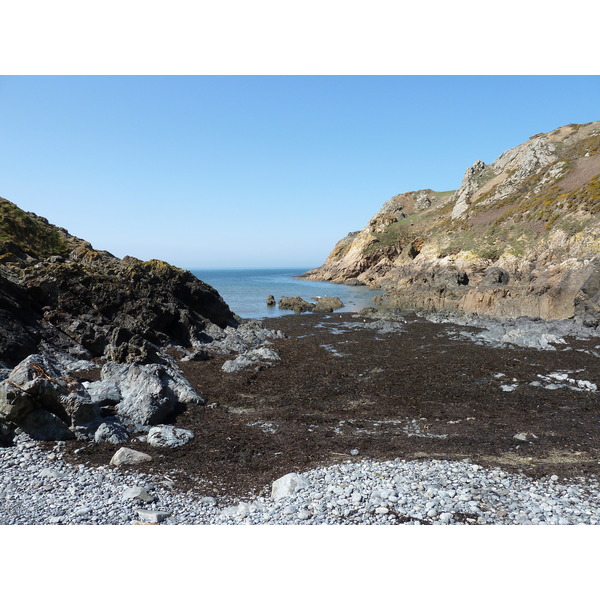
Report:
101,361,203,426
0,354,94,439
135,508,172,523
222,347,281,373
94,420,129,444
0,380,36,422
199,320,286,355
122,486,156,503
221,354,258,373
278,296,316,313
313,296,345,312
271,472,310,499
147,424,195,448
20,409,75,441
85,380,122,405
266,295,276,306
61,392,101,428
110,447,153,466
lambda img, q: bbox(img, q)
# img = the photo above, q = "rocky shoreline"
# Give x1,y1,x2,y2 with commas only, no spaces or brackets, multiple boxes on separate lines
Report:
302,121,600,326
2,307,599,525
2,192,599,525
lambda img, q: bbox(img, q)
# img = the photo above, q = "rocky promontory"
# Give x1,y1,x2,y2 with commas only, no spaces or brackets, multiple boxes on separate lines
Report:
0,196,283,445
303,121,600,326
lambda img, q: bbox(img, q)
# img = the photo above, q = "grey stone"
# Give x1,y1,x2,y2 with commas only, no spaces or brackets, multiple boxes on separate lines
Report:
101,361,203,426
513,432,532,442
40,468,68,480
85,380,122,404
147,425,194,448
0,380,35,421
271,473,310,499
351,492,363,503
109,447,153,466
94,421,129,444
123,486,156,503
135,509,171,523
222,347,281,373
0,354,95,440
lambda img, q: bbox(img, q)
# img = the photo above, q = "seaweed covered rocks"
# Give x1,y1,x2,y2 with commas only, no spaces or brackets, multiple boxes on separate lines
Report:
0,195,283,444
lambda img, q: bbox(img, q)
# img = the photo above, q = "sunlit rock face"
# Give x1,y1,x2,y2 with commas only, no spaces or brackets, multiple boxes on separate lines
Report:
303,121,600,325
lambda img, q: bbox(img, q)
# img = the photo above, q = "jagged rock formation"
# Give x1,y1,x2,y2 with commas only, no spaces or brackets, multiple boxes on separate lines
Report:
303,121,600,326
0,196,237,368
0,196,279,444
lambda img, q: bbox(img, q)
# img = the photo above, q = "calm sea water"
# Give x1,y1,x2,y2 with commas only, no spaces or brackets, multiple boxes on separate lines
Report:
191,268,382,320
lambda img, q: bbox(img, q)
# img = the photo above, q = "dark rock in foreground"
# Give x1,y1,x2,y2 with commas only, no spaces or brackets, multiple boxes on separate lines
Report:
0,195,237,369
0,195,283,444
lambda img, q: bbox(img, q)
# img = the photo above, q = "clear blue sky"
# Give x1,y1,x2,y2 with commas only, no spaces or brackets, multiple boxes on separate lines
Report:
1,75,598,269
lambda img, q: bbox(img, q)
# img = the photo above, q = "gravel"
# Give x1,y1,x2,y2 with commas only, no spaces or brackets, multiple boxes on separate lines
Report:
3,433,600,525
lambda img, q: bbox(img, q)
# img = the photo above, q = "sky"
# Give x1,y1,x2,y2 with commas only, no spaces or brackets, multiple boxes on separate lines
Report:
1,75,599,269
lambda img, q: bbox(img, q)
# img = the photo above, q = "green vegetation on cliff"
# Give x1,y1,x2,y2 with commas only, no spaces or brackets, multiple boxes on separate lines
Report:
359,127,600,263
0,197,69,258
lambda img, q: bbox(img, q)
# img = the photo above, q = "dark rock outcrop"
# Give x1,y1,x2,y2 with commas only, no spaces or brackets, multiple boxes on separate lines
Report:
0,196,237,369
279,296,316,313
313,297,345,312
0,195,245,443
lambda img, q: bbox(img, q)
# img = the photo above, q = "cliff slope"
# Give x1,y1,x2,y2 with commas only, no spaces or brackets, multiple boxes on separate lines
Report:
303,121,600,325
0,196,237,368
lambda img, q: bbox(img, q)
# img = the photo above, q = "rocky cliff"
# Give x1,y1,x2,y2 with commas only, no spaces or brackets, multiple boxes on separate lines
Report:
0,197,237,368
303,121,600,326
0,196,272,445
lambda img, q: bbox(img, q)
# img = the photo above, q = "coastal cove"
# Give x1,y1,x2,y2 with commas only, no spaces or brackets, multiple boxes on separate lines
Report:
0,116,599,528
191,268,382,319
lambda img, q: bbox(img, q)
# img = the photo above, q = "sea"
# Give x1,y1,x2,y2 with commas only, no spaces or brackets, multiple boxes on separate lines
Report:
190,268,382,320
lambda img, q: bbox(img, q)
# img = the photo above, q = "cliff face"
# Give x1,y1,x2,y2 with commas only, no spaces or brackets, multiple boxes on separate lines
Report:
303,121,600,325
0,197,237,368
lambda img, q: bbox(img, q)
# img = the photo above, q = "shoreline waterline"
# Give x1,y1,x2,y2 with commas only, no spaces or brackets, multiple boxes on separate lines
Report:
191,267,382,320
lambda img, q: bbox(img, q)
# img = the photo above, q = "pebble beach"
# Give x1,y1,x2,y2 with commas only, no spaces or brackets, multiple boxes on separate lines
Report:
3,432,600,526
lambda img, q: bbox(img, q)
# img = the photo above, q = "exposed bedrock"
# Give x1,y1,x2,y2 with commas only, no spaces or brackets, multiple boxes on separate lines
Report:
371,257,600,325
304,121,600,325
0,195,238,369
0,194,284,443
